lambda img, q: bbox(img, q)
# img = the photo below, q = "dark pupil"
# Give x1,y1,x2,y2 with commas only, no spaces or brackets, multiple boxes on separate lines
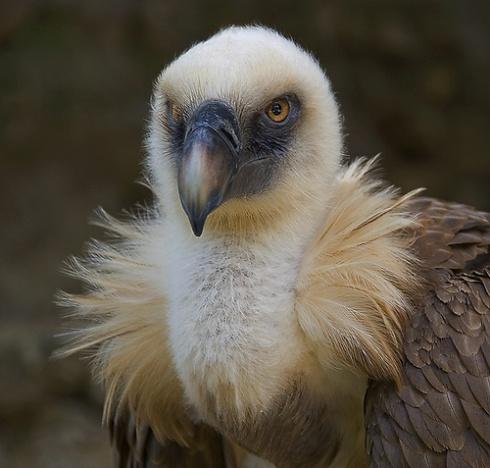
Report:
271,102,283,115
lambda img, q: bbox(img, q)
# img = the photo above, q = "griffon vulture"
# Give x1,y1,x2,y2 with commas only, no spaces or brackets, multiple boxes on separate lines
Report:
60,26,490,467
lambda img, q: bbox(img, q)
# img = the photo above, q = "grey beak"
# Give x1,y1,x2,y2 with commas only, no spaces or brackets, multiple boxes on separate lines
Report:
178,100,241,236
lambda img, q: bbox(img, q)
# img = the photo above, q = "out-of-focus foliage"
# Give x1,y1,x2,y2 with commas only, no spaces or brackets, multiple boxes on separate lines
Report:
1,1,489,466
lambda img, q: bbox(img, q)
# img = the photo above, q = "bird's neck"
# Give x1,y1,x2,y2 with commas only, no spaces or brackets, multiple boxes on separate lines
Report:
161,190,366,466
162,187,333,409
159,177,371,466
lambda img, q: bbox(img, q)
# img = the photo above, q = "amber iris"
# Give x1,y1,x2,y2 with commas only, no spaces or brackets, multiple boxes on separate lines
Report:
266,98,290,123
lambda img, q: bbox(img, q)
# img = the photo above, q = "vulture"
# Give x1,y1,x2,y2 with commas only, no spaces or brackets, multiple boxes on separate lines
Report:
60,26,490,467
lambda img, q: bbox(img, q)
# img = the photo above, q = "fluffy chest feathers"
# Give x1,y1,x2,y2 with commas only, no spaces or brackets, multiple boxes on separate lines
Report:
61,160,420,467
164,228,310,417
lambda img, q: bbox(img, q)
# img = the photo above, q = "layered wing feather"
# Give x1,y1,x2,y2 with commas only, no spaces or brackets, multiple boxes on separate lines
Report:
366,198,490,467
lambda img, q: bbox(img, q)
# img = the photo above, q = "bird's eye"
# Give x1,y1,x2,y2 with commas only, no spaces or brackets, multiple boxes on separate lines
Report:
265,98,290,123
168,101,182,122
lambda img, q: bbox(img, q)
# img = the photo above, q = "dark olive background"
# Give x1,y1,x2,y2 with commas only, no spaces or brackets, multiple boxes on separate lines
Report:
1,1,489,466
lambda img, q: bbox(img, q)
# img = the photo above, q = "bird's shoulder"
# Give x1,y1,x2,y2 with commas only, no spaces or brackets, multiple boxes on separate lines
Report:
409,196,490,273
366,196,490,467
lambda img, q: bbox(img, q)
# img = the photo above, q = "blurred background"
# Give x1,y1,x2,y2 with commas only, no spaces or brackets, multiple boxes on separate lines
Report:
1,1,489,466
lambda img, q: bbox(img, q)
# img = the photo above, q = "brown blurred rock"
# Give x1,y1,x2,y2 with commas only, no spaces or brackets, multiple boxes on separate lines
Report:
1,400,112,468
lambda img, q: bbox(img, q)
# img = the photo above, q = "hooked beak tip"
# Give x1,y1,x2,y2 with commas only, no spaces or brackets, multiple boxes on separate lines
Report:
190,215,205,237
181,192,224,237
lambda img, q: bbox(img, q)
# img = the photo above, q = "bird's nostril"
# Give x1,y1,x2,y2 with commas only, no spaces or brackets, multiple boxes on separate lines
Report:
221,128,239,152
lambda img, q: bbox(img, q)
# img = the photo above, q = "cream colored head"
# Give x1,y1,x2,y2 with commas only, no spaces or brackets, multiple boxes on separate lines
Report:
147,26,342,236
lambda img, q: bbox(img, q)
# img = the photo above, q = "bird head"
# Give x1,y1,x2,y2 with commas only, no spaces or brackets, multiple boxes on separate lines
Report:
147,26,342,237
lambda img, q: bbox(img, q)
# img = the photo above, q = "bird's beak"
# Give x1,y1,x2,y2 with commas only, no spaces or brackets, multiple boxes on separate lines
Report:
178,100,241,236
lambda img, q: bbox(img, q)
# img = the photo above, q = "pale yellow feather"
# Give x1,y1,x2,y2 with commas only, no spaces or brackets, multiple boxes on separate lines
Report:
296,157,422,382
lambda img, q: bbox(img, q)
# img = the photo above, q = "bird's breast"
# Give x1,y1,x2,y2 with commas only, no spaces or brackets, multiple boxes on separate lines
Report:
161,228,367,466
165,233,310,420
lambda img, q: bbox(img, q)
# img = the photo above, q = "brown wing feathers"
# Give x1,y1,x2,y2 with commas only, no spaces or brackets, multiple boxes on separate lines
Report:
366,198,490,467
109,408,227,468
